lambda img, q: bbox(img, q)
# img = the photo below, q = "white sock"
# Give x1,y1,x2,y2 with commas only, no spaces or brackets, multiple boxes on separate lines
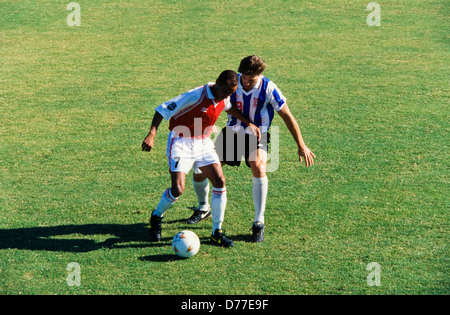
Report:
154,188,179,218
253,176,268,224
192,178,210,211
211,187,227,232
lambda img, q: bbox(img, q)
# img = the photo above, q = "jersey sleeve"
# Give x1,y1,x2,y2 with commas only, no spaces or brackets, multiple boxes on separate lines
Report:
223,96,232,111
267,81,287,112
155,86,203,121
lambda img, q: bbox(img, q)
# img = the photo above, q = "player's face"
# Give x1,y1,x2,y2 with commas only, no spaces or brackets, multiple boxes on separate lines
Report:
215,84,238,101
241,74,260,92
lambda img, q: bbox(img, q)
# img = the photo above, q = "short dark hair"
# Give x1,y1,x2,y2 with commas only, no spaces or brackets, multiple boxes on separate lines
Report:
238,55,266,76
216,70,238,88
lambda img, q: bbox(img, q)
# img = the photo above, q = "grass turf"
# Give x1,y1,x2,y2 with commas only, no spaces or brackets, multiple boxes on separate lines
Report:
0,0,448,294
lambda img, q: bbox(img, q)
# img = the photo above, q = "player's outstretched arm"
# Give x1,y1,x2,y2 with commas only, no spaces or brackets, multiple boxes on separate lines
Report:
226,106,261,141
277,104,316,167
142,111,164,152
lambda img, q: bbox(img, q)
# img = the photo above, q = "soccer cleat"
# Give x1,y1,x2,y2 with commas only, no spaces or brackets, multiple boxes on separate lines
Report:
211,229,234,247
148,211,162,242
251,222,265,242
186,207,212,224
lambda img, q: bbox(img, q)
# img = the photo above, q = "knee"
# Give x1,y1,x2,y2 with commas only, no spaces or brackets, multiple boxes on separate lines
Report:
193,173,207,183
251,163,266,178
249,152,267,177
171,182,185,198
212,174,226,189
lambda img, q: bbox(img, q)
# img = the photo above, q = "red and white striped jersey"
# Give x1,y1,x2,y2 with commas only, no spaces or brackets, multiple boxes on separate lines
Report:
156,83,232,139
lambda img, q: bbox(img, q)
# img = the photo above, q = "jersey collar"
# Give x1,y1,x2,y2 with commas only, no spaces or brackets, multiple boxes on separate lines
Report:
206,83,216,100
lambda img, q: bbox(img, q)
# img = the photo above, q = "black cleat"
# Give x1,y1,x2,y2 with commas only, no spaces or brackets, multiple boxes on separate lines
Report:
186,207,212,224
211,229,234,247
251,222,265,242
149,212,162,242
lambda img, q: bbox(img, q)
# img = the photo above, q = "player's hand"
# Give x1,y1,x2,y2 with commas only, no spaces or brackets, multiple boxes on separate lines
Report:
248,123,261,141
298,145,316,167
142,134,155,152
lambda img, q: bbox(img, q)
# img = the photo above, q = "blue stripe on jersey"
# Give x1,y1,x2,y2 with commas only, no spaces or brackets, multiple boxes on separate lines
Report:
267,104,275,125
228,92,238,126
230,91,237,106
241,93,252,128
253,78,269,127
272,88,285,107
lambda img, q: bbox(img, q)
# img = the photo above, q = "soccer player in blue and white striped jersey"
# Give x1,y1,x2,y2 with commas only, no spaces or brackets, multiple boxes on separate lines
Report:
189,56,316,242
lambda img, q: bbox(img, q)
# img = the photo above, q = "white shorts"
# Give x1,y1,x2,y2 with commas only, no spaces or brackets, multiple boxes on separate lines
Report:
166,131,220,174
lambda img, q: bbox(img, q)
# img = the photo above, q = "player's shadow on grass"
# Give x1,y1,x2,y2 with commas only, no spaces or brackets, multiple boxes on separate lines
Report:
0,223,166,253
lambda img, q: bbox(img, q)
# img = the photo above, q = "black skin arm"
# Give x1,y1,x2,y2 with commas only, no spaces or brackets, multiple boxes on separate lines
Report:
142,111,163,152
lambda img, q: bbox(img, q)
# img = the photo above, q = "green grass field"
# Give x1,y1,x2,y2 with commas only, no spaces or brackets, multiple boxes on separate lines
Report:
0,0,448,295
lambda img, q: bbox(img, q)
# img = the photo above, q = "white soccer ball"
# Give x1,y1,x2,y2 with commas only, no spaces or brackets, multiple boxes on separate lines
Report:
172,230,201,258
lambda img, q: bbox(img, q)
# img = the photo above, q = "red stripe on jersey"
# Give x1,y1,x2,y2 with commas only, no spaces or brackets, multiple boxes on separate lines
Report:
169,85,227,139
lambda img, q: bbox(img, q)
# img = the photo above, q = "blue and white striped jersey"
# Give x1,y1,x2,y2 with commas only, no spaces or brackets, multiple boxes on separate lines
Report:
227,74,286,133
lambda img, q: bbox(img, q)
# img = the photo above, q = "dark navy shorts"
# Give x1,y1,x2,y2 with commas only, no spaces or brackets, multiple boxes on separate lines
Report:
215,127,270,168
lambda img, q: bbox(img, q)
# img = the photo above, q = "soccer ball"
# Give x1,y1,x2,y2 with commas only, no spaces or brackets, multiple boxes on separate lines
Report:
172,230,200,258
